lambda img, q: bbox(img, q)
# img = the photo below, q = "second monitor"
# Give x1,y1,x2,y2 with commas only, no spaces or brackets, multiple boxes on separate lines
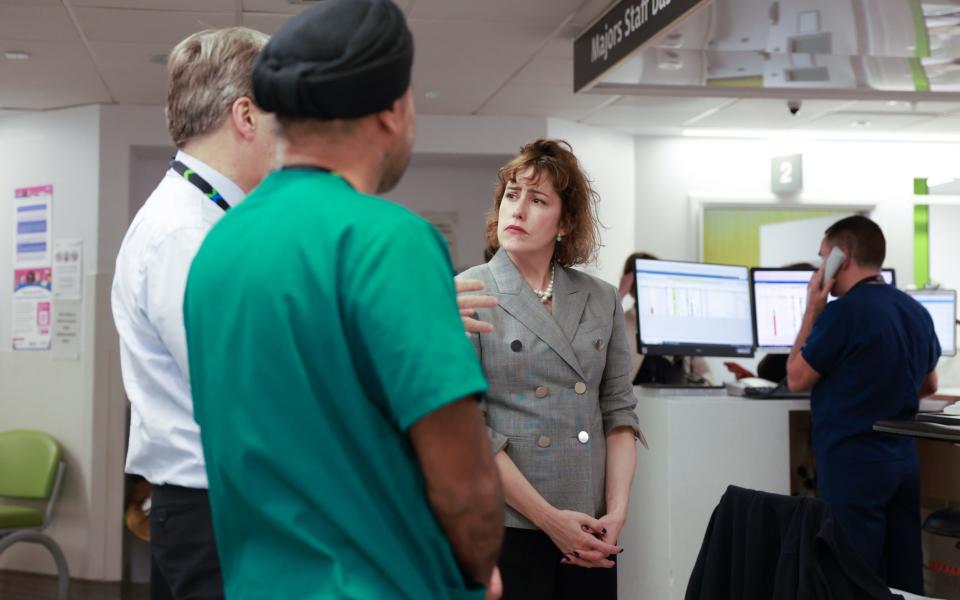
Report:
752,268,896,352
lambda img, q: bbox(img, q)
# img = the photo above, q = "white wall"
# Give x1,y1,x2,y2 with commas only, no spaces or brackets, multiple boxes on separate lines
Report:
388,154,508,271
547,119,637,286
0,106,104,578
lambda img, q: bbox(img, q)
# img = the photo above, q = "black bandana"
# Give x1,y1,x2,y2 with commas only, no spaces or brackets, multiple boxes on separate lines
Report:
252,0,414,119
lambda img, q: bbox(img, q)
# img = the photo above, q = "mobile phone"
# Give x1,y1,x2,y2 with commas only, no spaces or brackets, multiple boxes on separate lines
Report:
822,247,846,289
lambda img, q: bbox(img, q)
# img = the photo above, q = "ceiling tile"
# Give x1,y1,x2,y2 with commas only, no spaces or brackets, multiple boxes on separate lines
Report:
583,95,732,129
74,7,237,44
901,115,960,134
798,112,936,132
0,0,60,5
478,81,613,120
0,4,78,42
241,0,414,16
690,98,854,129
241,12,290,35
0,40,110,109
569,0,616,28
513,55,575,87
70,0,236,10
89,42,168,104
845,100,960,116
411,19,559,114
410,0,581,24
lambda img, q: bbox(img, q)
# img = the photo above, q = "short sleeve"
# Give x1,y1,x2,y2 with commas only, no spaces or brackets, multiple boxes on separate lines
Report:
927,312,942,373
342,215,488,432
801,302,849,377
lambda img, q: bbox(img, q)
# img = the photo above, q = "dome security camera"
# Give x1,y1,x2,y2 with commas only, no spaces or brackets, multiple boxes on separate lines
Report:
787,100,802,115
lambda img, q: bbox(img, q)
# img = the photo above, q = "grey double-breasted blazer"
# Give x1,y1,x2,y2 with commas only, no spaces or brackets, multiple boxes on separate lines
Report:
460,249,640,530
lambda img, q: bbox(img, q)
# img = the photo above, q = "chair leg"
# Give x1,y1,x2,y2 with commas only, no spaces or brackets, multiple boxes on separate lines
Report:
0,530,70,600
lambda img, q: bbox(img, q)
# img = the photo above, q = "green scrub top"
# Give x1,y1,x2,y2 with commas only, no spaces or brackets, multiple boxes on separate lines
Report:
184,168,489,599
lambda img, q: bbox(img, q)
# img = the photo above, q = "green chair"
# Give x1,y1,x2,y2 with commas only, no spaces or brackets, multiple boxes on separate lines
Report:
0,430,68,600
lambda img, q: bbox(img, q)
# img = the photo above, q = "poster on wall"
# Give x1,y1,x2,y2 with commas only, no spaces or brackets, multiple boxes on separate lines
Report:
14,185,53,267
53,238,82,300
12,267,53,350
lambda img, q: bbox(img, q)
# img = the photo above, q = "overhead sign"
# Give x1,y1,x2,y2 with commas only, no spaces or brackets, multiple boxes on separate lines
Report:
771,154,803,194
573,0,708,92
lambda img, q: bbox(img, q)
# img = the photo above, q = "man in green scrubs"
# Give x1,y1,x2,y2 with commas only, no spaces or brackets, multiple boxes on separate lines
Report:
182,1,504,598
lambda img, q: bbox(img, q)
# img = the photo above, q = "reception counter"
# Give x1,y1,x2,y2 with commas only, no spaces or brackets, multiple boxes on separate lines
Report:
618,388,809,600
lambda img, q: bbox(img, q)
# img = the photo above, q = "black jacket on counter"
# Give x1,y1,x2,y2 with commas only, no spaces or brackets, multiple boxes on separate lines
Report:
685,486,902,600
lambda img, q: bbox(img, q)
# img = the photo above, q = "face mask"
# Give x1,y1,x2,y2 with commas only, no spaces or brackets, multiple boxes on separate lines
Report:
621,294,636,313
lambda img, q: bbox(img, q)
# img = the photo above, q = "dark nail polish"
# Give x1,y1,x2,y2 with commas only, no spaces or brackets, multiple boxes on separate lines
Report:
572,550,580,558
618,548,624,554
602,528,607,534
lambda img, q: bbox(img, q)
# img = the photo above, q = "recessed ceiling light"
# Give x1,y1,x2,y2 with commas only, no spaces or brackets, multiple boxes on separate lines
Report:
424,91,439,100
887,100,899,107
4,51,30,61
851,120,872,128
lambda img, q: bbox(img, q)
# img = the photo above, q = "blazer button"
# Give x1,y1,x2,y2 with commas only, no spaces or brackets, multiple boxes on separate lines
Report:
510,339,522,352
578,431,590,444
574,382,587,395
537,435,551,448
594,338,605,351
535,386,549,398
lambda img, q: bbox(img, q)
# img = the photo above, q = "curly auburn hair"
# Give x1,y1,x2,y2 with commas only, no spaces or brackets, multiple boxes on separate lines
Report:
484,139,601,267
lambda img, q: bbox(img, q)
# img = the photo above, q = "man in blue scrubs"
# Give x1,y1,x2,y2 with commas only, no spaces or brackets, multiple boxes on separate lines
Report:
787,215,939,594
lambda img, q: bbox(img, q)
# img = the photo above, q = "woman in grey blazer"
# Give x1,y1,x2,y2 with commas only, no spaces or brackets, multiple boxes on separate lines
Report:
459,139,641,599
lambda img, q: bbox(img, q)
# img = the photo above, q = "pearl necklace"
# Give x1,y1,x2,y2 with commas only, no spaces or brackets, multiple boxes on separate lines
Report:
533,265,556,304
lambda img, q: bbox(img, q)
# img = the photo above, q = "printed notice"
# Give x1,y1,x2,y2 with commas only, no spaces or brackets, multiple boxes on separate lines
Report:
52,300,81,360
53,239,83,300
12,267,53,351
14,185,53,267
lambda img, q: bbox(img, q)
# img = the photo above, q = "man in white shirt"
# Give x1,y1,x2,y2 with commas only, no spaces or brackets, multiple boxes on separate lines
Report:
112,27,276,600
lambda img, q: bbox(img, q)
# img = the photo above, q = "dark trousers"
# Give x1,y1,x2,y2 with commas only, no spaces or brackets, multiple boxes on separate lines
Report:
150,484,224,600
818,458,923,595
499,527,617,600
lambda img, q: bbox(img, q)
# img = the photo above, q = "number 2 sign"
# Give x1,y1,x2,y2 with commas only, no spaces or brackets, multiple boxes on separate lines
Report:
771,154,803,194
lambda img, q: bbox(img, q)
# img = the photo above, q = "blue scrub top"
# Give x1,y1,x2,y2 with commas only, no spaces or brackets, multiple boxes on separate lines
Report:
802,281,940,465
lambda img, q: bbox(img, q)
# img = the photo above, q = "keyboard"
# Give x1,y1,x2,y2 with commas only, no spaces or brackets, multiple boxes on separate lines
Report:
742,384,810,400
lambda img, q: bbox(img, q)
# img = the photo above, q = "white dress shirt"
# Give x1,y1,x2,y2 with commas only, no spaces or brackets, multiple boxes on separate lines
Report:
112,151,245,488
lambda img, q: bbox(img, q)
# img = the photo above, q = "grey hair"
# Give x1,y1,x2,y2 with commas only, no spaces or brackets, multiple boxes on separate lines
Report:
165,27,269,147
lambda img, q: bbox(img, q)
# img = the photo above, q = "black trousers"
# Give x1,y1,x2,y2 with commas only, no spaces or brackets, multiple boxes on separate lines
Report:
150,485,224,600
499,527,617,600
818,457,923,595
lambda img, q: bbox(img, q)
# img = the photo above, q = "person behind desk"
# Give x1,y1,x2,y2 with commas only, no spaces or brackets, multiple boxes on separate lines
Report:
786,215,940,594
460,139,640,599
618,252,712,385
756,262,816,383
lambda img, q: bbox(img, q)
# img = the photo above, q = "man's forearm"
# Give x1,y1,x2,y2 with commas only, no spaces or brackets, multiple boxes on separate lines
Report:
788,312,817,371
427,456,504,585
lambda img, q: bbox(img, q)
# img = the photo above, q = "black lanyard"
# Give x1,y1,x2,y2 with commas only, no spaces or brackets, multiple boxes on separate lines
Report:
848,274,886,293
171,160,231,212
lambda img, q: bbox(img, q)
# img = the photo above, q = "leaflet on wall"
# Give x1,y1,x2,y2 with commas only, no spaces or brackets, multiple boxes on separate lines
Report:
52,300,81,360
53,239,83,300
12,267,53,350
14,185,53,267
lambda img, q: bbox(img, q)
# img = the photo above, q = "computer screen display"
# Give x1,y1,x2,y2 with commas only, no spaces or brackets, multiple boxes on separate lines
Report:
906,289,957,357
752,268,896,351
634,259,754,357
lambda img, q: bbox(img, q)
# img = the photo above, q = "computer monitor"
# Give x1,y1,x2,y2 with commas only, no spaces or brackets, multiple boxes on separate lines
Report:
634,259,755,357
751,268,897,351
906,289,957,357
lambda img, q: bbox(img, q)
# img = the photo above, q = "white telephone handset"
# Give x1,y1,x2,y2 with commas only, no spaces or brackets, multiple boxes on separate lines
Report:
822,246,847,289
